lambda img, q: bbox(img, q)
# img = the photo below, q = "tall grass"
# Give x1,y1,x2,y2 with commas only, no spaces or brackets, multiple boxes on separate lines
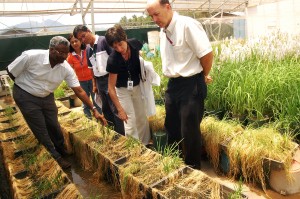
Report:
208,31,300,134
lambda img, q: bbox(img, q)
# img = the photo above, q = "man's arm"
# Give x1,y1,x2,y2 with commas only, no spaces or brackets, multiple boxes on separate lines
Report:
200,51,213,83
6,52,30,81
6,68,15,81
71,86,107,125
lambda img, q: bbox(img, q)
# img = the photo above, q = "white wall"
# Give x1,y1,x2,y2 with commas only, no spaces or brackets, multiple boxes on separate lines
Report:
246,0,300,38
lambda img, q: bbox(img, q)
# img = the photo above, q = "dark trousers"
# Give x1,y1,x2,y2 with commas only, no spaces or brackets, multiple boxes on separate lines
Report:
79,79,101,119
13,84,64,159
95,75,125,135
164,72,207,168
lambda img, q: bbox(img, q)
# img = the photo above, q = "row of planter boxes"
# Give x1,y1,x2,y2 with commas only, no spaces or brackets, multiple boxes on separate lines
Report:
220,140,300,195
201,116,300,196
58,102,248,199
0,106,83,199
56,94,82,109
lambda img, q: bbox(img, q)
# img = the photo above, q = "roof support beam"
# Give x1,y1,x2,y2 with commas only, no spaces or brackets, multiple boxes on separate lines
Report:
80,0,86,25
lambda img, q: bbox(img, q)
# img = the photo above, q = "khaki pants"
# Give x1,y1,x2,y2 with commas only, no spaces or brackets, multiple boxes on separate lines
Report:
116,84,150,145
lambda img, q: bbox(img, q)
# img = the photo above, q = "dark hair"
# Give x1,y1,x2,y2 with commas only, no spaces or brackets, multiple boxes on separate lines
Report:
73,25,89,38
160,0,170,5
105,24,127,47
67,33,86,53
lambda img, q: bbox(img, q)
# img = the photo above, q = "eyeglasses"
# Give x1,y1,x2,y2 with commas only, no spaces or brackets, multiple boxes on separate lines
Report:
77,33,86,42
54,49,68,57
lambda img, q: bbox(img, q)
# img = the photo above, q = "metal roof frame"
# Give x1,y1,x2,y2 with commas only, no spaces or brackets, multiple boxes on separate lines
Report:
0,0,278,39
1,0,249,16
1,0,250,34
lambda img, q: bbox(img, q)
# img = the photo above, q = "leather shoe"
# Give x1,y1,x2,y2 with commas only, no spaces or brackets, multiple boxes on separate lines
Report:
58,148,72,157
56,157,71,169
189,164,201,170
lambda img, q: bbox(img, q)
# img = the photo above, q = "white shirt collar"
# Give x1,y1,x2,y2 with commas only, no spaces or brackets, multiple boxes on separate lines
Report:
94,35,99,45
165,12,178,35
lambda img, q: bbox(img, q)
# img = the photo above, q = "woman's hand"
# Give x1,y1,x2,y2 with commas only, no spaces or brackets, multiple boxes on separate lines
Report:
118,109,128,123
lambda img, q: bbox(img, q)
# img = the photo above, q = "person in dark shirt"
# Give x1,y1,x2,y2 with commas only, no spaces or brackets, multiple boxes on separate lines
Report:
105,24,151,145
73,25,125,135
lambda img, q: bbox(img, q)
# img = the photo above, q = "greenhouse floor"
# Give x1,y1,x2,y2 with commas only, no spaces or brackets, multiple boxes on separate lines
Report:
1,95,300,199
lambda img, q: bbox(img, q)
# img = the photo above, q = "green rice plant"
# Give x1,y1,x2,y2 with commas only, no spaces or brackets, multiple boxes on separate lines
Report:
210,32,300,135
221,69,251,118
228,177,244,199
14,134,39,151
54,81,70,98
4,106,15,117
33,178,52,198
144,55,168,102
23,152,38,171
33,171,65,198
54,87,66,99
160,142,184,174
125,136,142,150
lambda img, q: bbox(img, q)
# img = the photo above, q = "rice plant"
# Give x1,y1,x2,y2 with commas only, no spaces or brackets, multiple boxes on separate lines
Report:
209,31,300,135
227,126,296,190
160,142,184,174
201,116,243,172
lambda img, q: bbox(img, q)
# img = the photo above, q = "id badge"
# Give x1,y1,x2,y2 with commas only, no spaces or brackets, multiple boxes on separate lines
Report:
127,80,133,90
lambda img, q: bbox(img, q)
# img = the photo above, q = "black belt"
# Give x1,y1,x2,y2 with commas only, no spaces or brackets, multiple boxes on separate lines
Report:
95,74,109,79
170,72,202,80
14,83,22,89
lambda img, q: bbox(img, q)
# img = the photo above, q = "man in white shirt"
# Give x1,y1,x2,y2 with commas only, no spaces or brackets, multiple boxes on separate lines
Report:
147,0,213,169
73,25,125,135
7,36,107,169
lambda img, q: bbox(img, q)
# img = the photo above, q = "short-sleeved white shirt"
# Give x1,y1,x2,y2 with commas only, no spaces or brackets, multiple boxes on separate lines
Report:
8,49,80,97
160,12,212,78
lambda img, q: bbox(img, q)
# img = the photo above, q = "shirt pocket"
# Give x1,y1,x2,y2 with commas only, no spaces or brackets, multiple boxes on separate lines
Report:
172,43,189,63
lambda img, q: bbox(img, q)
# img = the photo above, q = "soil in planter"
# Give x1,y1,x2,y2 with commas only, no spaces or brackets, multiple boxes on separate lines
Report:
64,155,122,198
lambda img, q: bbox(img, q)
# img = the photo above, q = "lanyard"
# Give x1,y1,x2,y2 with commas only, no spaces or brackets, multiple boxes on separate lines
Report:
164,29,174,46
92,44,97,63
125,60,132,81
75,50,83,67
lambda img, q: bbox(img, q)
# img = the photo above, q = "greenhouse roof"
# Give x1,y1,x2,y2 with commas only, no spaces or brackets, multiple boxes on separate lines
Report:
0,0,278,16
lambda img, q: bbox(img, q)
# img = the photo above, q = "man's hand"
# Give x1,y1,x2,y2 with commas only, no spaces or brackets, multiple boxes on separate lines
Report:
93,109,107,126
205,75,213,84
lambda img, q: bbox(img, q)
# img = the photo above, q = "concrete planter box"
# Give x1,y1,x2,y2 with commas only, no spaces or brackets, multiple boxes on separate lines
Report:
152,166,248,199
263,144,300,195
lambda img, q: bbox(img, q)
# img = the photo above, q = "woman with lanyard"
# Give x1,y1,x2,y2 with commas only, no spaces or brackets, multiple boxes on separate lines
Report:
105,24,151,145
67,33,100,119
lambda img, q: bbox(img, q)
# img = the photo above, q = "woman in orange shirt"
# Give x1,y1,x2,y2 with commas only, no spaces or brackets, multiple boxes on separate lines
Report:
67,33,101,119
